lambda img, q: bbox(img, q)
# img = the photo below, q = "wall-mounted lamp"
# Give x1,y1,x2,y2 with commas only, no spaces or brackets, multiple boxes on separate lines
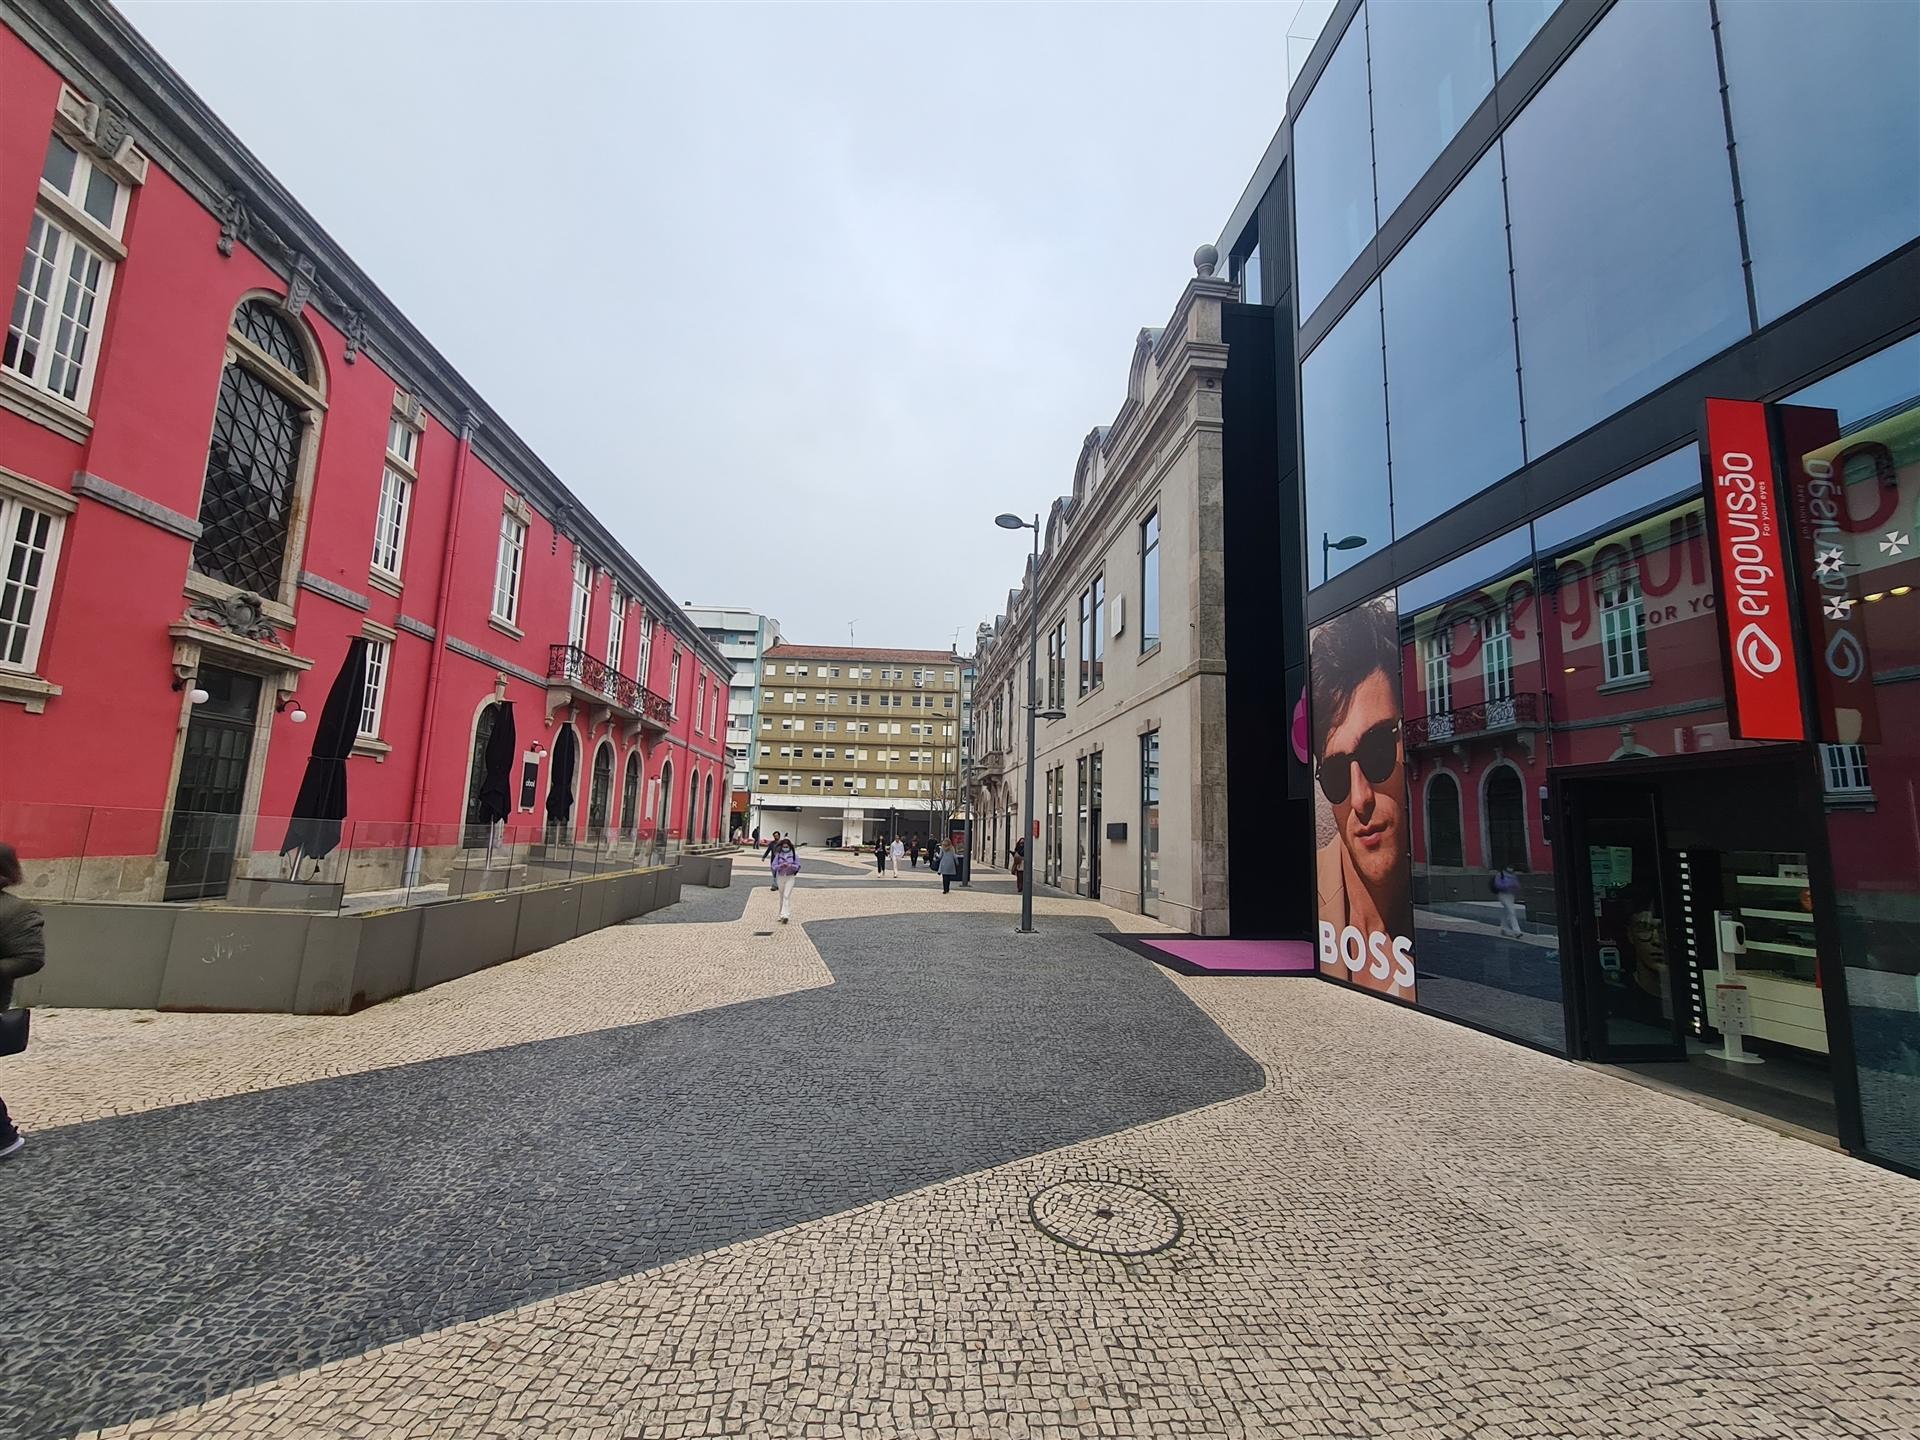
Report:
171,665,210,705
276,691,307,723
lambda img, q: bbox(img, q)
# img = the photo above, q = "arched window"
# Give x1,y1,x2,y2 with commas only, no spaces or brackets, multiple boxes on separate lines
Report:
702,773,714,841
1485,765,1528,871
461,702,499,849
657,758,674,833
192,297,322,609
686,767,700,841
622,752,641,840
1426,771,1464,868
588,741,615,836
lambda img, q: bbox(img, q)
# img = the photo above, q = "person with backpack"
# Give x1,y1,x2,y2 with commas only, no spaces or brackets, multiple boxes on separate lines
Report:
768,835,802,924
1491,866,1523,938
0,842,47,1160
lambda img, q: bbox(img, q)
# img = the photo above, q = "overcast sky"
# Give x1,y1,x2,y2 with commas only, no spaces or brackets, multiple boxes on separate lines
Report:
123,1,1301,653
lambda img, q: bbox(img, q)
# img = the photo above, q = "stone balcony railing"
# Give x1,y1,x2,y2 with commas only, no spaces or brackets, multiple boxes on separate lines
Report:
1404,691,1542,749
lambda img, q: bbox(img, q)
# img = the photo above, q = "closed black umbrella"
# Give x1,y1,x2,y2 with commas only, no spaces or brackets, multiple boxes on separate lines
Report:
545,723,577,830
280,636,369,866
477,701,516,824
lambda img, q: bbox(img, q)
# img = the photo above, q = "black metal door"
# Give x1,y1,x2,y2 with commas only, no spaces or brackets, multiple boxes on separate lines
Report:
163,666,261,901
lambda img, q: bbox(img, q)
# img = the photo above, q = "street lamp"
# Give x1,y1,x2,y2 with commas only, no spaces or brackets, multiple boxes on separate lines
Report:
1322,532,1367,584
995,512,1067,934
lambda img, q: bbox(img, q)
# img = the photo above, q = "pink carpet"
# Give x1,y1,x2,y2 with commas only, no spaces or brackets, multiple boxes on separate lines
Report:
1139,938,1317,973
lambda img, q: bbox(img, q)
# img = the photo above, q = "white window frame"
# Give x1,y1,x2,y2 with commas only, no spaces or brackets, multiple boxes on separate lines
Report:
1482,604,1513,704
385,414,419,469
4,121,138,416
493,511,527,626
1600,570,1650,684
0,491,67,675
1423,626,1452,715
569,552,592,650
696,674,707,733
1821,742,1872,797
637,613,654,687
371,464,411,580
607,588,626,672
358,637,391,738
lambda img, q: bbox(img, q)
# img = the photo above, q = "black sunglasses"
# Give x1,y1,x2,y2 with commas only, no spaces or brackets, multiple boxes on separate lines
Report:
1317,720,1401,805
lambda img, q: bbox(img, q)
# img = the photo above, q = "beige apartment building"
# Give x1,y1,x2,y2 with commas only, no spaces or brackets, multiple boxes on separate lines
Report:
970,252,1300,937
754,645,964,848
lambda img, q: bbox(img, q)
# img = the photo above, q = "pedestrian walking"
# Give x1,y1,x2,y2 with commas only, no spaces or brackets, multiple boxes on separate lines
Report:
888,835,905,877
1011,836,1026,889
0,842,47,1160
937,840,960,894
1491,866,1523,938
909,837,921,869
769,836,801,924
764,831,783,890
874,836,887,874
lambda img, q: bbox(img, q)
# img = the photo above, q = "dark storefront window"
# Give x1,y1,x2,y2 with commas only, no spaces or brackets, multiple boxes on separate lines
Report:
1303,283,1390,584
1366,0,1493,221
1719,2,1920,326
1380,149,1523,536
1399,528,1562,1050
1785,337,1920,1171
1491,0,1557,73
1503,0,1747,457
1292,7,1376,320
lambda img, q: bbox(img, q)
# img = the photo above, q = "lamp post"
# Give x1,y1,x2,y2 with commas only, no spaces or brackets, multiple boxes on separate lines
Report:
1322,531,1367,584
995,512,1067,933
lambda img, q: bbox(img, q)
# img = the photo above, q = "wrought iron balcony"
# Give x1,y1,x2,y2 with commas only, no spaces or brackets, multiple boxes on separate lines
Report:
1405,691,1542,749
546,644,672,730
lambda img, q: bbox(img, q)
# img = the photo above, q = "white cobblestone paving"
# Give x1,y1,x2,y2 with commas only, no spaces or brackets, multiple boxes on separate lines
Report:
19,863,1918,1439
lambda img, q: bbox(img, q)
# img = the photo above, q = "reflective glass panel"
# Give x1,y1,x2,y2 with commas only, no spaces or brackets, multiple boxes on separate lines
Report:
1367,0,1494,220
1531,449,1700,556
1381,150,1523,537
1292,8,1376,320
1785,343,1920,1170
1302,284,1390,583
1720,1,1920,325
1492,0,1557,73
1398,538,1561,1049
1504,0,1747,457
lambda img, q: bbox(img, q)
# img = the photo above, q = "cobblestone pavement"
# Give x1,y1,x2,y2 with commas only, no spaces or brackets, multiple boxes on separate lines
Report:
4,862,1918,1440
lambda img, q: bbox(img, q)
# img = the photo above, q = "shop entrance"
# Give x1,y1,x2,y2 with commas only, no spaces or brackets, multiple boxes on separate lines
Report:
1555,749,1841,1136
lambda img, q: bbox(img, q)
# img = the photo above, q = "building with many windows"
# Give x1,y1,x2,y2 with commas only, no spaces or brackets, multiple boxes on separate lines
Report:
682,606,783,835
0,0,734,900
755,646,963,848
1206,0,1917,1173
969,261,1300,937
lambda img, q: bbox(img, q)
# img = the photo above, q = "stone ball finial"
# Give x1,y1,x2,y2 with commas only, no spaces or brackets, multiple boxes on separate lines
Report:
1193,242,1220,277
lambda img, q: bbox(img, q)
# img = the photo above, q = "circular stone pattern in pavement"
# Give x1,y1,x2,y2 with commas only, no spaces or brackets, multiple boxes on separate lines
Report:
1028,1178,1184,1257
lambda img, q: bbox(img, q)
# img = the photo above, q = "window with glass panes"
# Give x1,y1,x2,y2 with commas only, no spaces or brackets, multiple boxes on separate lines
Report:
569,554,592,649
607,589,625,671
1090,575,1106,688
1078,590,1092,695
493,512,526,624
1422,625,1453,715
1140,512,1160,652
0,495,63,672
1482,602,1513,703
358,638,390,737
5,132,128,408
1599,570,1649,682
371,465,410,577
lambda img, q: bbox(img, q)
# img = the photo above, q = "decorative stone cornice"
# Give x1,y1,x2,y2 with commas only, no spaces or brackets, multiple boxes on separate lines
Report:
72,470,198,539
297,570,371,613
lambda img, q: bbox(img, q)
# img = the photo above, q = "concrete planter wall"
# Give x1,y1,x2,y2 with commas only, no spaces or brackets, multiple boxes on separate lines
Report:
15,862,682,1016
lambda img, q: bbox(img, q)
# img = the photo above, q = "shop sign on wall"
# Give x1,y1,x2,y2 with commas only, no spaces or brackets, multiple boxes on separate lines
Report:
1700,399,1806,742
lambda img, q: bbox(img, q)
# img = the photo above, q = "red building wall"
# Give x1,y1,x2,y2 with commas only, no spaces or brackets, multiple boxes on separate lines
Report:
0,30,731,883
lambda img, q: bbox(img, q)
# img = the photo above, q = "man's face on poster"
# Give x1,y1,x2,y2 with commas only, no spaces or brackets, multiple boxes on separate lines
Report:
1319,668,1406,899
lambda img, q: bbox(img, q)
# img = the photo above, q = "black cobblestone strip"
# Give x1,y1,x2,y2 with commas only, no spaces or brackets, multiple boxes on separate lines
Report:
0,912,1262,1440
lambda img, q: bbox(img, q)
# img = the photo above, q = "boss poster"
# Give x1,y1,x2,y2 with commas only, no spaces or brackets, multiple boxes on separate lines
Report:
1310,593,1416,1001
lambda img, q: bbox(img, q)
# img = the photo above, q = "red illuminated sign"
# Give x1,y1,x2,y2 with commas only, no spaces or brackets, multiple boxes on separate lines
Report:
1701,399,1806,742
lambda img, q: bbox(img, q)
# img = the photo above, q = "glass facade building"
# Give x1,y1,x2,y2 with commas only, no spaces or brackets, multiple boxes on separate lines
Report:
1223,0,1920,1175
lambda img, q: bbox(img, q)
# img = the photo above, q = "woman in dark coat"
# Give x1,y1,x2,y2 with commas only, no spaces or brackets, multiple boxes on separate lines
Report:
0,842,47,1160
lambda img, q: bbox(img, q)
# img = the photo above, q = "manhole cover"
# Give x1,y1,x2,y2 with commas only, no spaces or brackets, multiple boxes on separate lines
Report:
1028,1179,1184,1257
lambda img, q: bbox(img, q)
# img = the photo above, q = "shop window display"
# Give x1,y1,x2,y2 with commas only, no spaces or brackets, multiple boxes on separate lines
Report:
1398,532,1562,1049
1785,338,1920,1170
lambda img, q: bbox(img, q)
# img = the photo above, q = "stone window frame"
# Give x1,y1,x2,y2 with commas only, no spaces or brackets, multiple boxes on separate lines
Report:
0,466,77,712
0,85,149,442
184,290,328,629
370,390,424,597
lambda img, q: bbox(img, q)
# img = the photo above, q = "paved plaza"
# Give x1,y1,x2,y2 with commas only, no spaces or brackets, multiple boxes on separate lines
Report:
4,857,1918,1440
